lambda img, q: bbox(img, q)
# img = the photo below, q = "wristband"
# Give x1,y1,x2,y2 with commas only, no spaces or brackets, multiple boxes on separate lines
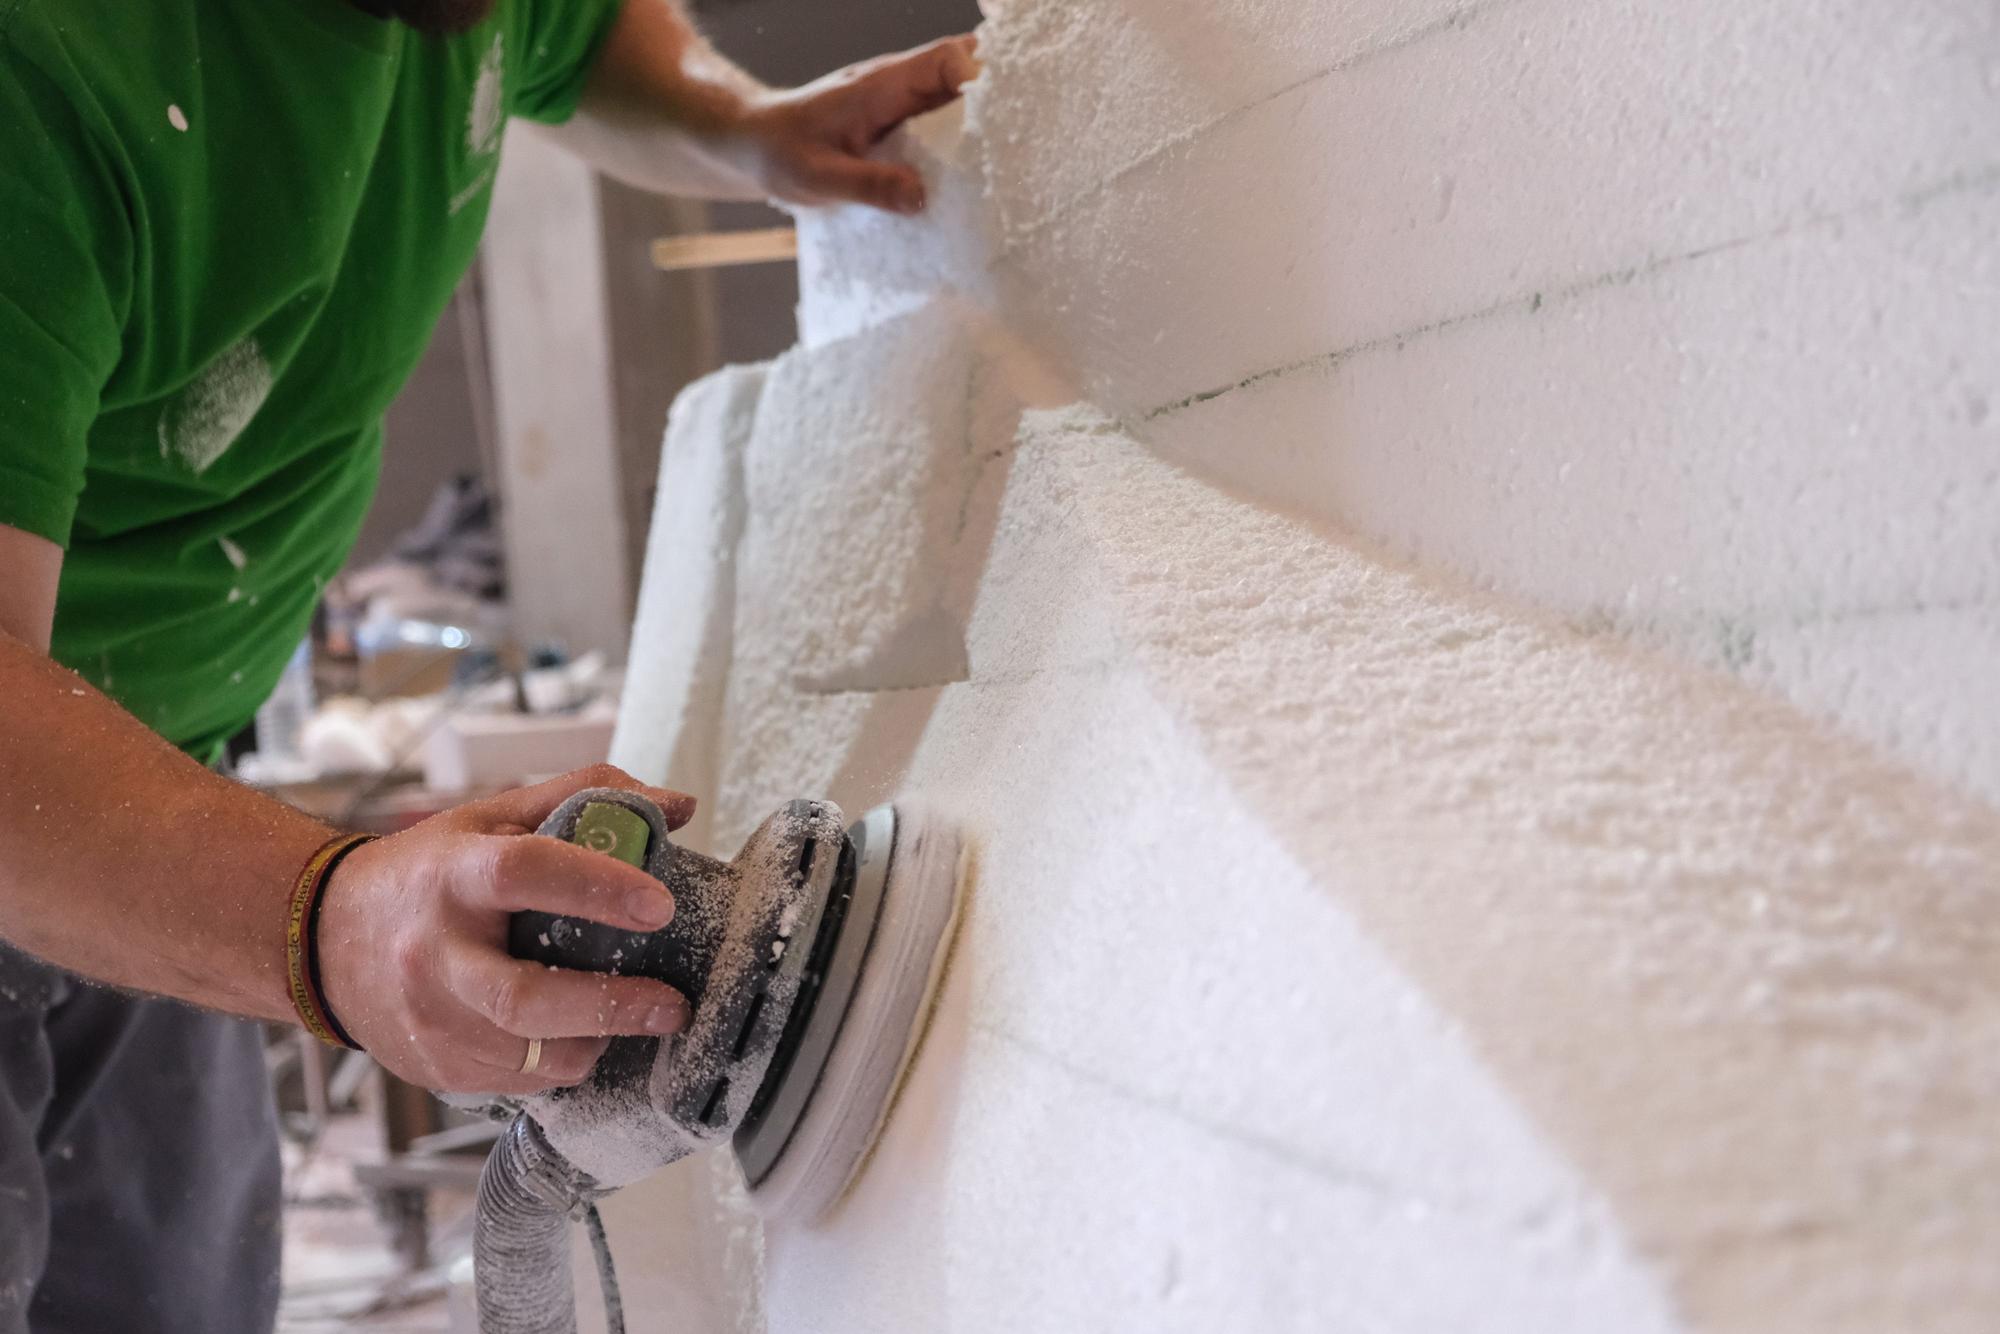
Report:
285,832,376,1050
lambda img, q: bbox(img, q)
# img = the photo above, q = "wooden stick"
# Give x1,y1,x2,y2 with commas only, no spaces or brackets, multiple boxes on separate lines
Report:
650,227,799,272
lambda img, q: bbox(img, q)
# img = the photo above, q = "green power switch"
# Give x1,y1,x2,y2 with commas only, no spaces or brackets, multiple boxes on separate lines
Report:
572,801,652,868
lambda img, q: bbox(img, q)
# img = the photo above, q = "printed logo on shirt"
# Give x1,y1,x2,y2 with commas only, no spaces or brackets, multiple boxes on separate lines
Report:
157,337,273,474
451,32,505,216
467,33,505,159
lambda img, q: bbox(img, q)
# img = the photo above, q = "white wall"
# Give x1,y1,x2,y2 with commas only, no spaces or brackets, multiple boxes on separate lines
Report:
482,130,632,660
605,2,2000,1330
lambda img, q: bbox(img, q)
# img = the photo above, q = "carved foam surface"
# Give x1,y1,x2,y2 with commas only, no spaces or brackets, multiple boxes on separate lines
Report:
604,2,2000,1329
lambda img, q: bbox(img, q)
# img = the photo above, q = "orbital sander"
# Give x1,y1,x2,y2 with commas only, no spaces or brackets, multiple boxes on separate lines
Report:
473,788,963,1333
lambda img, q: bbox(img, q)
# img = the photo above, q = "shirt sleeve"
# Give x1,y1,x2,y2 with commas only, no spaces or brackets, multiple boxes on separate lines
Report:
505,0,627,126
0,41,127,549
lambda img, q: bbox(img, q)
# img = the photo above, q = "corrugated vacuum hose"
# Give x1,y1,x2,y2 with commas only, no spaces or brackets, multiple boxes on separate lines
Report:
473,1114,623,1334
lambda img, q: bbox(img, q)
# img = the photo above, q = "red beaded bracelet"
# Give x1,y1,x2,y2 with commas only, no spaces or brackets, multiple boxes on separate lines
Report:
285,832,375,1050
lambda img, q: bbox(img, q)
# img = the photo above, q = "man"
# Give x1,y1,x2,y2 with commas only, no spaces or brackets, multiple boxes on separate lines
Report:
0,0,976,1328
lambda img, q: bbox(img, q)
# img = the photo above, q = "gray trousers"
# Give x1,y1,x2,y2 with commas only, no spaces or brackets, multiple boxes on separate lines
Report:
0,942,282,1334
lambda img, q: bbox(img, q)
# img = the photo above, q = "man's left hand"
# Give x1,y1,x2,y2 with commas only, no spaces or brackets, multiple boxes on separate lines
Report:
739,35,980,216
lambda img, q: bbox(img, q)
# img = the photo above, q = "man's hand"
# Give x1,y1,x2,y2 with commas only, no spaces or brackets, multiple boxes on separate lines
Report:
737,36,981,216
317,765,698,1095
561,1,980,215
2,559,701,1099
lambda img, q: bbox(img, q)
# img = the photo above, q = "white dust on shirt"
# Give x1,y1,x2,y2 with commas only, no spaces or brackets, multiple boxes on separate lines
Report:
158,338,273,474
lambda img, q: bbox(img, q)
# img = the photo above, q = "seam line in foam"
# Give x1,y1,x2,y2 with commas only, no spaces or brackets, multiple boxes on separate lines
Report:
1141,160,2000,423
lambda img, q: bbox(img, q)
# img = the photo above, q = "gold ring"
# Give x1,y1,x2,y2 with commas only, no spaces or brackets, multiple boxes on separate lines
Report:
519,1037,543,1076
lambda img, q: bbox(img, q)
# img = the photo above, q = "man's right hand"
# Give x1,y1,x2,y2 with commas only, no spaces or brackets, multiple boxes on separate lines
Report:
316,765,699,1096
3,525,695,1093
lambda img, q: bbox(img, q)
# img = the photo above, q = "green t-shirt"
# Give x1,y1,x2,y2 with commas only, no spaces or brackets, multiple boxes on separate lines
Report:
0,0,621,760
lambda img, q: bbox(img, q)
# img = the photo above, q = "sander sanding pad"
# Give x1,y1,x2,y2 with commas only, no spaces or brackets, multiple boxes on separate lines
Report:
738,804,965,1224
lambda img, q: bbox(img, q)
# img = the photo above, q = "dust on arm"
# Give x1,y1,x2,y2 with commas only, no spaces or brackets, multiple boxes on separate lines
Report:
0,522,331,1021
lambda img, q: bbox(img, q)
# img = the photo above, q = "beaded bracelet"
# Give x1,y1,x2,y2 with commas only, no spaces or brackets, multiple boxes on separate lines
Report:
285,832,376,1050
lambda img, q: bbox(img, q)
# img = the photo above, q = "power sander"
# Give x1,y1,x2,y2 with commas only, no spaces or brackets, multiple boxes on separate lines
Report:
473,788,963,1333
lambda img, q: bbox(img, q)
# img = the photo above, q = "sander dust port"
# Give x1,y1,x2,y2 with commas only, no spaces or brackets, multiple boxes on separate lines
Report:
472,788,964,1334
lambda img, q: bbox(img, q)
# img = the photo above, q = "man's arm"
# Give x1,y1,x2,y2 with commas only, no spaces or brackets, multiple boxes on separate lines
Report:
0,522,690,1095
549,0,979,215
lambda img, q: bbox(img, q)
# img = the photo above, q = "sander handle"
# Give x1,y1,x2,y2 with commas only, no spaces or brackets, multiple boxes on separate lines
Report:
507,789,733,1010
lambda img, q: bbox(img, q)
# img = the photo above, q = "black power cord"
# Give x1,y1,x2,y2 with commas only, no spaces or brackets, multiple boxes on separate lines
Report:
583,1203,626,1334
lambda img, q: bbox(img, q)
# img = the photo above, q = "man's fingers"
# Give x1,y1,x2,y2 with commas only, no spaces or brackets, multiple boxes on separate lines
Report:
462,763,697,834
451,949,693,1040
926,35,983,100
482,1036,609,1089
766,32,976,216
455,830,676,931
862,36,980,141
808,154,926,215
433,1035,607,1097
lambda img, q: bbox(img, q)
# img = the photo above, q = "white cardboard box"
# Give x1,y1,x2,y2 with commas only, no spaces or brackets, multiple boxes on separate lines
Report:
422,711,616,793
